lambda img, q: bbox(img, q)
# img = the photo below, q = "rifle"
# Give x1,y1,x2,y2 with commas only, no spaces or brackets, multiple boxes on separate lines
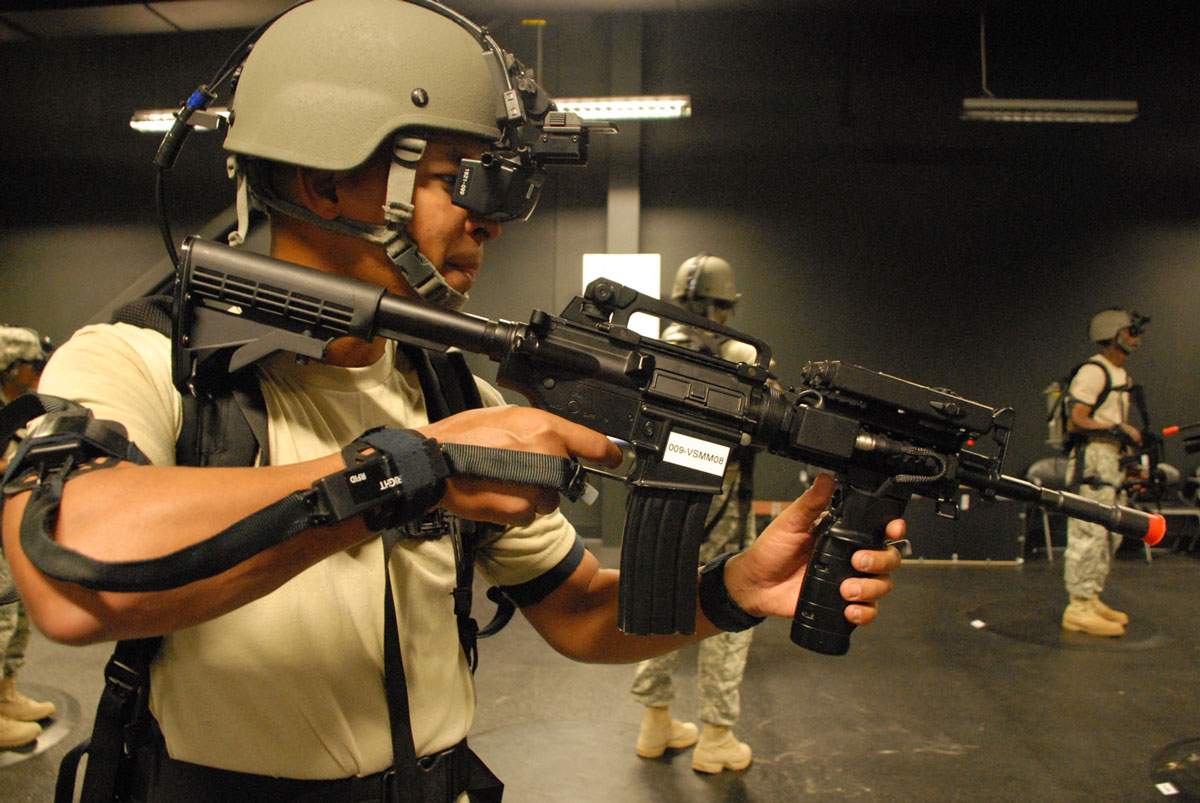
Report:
173,237,1166,655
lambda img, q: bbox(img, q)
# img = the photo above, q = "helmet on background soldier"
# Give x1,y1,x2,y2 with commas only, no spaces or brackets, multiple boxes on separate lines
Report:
1089,308,1148,353
1089,309,1132,343
0,325,52,395
0,326,50,373
670,253,740,320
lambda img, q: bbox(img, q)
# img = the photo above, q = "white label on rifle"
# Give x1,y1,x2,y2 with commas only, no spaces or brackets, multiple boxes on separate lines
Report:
663,432,730,477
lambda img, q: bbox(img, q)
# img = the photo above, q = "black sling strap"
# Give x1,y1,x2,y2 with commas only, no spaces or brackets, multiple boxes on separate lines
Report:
381,526,424,803
385,344,503,800
400,343,516,669
78,638,162,803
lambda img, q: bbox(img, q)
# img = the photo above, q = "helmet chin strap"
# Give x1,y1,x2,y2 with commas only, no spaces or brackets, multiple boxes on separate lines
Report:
227,134,469,311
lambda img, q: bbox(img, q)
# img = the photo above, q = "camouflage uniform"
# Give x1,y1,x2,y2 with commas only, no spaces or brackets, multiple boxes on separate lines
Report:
1,384,33,681
1064,355,1131,598
1064,440,1125,597
0,557,29,679
631,323,757,727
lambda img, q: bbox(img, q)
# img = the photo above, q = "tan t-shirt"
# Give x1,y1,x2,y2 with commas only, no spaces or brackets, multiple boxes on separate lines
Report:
1068,353,1130,428
37,323,577,778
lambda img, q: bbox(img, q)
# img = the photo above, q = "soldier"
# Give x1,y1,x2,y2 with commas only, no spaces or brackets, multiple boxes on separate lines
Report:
632,254,762,774
1061,308,1148,637
0,325,56,749
3,3,903,798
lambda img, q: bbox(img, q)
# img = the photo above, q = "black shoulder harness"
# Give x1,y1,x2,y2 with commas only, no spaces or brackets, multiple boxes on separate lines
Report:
35,301,509,803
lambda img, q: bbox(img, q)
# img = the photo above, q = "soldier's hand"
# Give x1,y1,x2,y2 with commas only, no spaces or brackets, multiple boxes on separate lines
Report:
421,406,621,526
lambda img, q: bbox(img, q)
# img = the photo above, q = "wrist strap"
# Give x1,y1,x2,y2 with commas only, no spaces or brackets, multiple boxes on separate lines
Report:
311,427,448,531
698,551,765,633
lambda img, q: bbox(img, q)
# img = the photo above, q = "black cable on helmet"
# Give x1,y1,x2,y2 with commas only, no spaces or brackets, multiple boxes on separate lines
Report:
151,0,314,269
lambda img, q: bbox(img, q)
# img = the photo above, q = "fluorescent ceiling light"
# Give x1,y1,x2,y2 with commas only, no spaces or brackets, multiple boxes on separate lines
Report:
962,11,1137,124
961,97,1139,124
554,95,691,121
131,95,690,133
130,107,229,133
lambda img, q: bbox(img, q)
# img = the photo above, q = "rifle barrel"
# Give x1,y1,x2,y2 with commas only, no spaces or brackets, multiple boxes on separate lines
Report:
958,467,1165,545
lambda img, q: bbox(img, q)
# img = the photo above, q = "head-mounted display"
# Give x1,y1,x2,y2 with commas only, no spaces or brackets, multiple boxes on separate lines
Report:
451,42,616,222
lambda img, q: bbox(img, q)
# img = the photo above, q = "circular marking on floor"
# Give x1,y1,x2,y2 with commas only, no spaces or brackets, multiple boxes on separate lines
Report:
967,598,1169,651
1150,738,1200,801
0,684,82,767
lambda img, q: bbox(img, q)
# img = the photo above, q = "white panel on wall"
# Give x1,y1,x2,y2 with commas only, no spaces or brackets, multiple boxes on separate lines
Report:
581,253,661,339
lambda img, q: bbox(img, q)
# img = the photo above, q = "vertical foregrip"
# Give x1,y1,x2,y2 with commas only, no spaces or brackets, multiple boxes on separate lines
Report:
789,481,909,655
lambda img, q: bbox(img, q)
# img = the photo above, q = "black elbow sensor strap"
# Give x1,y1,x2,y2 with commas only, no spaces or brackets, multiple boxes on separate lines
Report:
6,414,590,593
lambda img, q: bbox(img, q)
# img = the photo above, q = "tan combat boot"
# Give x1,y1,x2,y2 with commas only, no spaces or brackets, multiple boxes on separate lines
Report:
0,674,56,721
691,723,752,774
1091,597,1130,626
0,714,40,749
635,706,698,758
1062,596,1125,637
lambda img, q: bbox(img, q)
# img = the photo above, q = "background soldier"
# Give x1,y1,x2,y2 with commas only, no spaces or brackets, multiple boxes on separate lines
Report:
631,254,763,774
1061,308,1148,637
0,325,57,749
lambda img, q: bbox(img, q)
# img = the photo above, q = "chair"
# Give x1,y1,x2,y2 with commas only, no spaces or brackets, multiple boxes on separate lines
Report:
1129,462,1200,555
1024,456,1070,563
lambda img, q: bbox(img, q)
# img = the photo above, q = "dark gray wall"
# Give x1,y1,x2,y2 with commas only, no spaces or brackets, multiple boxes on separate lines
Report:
635,8,1200,496
1,8,1196,505
0,29,245,342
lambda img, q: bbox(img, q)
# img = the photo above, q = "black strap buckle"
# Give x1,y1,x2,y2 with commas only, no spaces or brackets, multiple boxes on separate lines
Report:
103,657,144,697
381,767,397,803
401,509,460,541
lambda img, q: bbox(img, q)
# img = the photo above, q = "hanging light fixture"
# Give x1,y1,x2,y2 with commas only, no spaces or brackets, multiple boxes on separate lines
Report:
130,94,691,133
130,107,228,133
960,11,1138,124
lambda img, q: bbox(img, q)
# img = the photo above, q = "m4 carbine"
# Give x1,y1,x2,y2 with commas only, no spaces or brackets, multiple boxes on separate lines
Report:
174,237,1166,655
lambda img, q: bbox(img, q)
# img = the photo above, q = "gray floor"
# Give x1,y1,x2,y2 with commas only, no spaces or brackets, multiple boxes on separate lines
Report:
3,542,1200,802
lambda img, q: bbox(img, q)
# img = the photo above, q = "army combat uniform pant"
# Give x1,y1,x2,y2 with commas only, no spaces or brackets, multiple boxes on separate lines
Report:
0,554,30,678
631,485,755,727
1064,440,1125,598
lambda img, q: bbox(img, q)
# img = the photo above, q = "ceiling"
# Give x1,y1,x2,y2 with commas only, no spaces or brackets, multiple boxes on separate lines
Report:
0,0,822,41
3,1,1197,185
